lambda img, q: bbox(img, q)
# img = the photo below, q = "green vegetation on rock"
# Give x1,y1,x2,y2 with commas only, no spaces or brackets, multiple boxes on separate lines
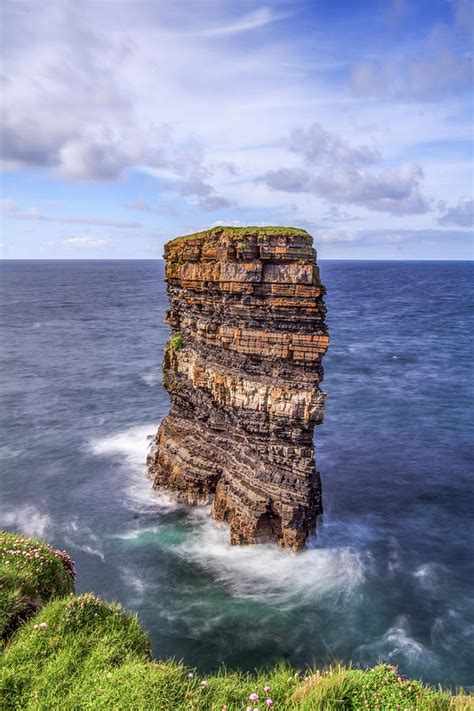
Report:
0,532,74,644
0,530,470,709
166,225,312,249
166,332,184,352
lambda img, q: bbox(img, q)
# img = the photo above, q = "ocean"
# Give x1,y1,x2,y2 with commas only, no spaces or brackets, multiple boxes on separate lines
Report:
0,259,472,688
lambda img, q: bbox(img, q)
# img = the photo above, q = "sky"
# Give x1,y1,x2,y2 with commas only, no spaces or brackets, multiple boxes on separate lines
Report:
0,0,473,259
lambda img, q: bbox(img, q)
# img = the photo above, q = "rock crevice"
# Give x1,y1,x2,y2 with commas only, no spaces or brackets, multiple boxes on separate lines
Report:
148,226,329,550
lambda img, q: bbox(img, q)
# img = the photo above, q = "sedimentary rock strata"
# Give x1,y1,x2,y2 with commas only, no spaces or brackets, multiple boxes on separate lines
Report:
147,226,329,550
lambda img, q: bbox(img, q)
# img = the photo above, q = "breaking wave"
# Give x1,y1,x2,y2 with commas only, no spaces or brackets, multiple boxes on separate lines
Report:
88,424,179,514
175,508,368,607
355,615,440,671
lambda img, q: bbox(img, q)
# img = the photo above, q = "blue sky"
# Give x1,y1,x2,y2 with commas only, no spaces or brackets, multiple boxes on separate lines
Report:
1,0,472,259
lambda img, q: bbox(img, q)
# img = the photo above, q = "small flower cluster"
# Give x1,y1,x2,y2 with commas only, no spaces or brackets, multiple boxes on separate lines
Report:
53,549,76,581
63,593,107,627
0,534,76,581
196,678,274,709
246,686,274,710
32,622,48,631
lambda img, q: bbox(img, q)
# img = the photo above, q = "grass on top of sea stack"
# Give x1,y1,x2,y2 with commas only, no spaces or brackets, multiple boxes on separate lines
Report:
0,531,75,643
0,531,470,710
166,225,313,248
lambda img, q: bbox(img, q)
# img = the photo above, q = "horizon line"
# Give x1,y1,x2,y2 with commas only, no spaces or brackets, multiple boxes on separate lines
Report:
1,258,472,263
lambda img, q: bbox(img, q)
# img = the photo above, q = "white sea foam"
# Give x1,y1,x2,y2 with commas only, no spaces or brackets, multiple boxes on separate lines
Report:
140,372,161,387
89,423,368,608
66,540,105,560
120,565,148,603
0,505,105,560
174,507,368,607
355,615,439,669
88,423,179,513
63,519,106,561
413,562,448,591
430,609,474,652
387,539,403,576
89,423,154,465
1,505,53,537
114,525,164,541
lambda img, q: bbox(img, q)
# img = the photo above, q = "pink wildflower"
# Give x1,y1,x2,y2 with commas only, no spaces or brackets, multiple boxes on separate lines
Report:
39,622,47,629
200,680,208,688
266,700,273,707
263,685,270,693
249,693,259,702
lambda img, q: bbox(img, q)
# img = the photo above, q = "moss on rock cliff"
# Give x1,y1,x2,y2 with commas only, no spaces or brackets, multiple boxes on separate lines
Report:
166,225,312,249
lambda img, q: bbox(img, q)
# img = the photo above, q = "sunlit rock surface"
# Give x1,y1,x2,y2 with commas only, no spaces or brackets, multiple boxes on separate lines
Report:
147,226,329,550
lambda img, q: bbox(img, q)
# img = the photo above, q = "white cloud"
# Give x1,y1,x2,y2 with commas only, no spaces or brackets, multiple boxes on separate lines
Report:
289,123,380,167
0,0,471,245
176,175,234,210
180,7,288,38
438,196,474,227
0,0,292,193
260,124,428,216
58,138,130,181
63,237,109,249
321,206,364,223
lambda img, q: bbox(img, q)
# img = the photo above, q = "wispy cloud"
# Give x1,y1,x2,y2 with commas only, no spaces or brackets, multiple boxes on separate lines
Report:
316,227,473,245
438,196,474,227
1,199,141,228
321,207,364,223
180,7,289,38
123,200,161,214
63,237,109,249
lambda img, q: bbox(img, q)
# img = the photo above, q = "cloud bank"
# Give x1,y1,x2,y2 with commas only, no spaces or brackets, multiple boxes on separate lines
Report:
0,0,472,258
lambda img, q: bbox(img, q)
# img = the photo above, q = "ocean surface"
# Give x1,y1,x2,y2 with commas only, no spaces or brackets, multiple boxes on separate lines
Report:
0,259,473,688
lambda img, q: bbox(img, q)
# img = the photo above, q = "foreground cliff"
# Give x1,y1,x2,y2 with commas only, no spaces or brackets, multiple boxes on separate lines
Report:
147,226,329,550
2,532,460,710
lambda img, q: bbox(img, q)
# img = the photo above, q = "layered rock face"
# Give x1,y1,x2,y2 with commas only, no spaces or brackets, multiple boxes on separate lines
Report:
147,226,329,550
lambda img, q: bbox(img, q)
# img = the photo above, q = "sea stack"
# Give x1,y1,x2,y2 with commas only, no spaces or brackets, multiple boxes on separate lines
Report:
147,226,329,550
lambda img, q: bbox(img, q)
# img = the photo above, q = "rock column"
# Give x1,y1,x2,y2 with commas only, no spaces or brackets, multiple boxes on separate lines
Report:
147,226,329,550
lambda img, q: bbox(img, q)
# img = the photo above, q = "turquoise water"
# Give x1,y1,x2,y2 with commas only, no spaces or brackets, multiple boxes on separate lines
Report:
0,260,472,687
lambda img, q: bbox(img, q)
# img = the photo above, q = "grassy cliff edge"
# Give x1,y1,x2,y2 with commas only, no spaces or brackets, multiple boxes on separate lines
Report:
0,531,471,710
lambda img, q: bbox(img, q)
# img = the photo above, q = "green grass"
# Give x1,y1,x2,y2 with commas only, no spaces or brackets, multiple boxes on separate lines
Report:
167,332,184,352
166,225,312,249
0,531,470,709
0,531,74,643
